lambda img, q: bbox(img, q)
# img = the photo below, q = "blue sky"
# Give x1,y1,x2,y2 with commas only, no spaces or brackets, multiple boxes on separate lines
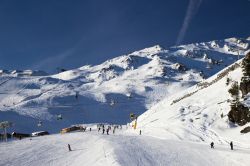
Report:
0,0,249,73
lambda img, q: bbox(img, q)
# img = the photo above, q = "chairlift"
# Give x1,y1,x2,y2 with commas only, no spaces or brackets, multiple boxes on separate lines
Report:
37,120,42,127
130,113,136,121
0,121,13,142
127,93,132,99
57,114,63,120
110,99,115,106
206,63,211,69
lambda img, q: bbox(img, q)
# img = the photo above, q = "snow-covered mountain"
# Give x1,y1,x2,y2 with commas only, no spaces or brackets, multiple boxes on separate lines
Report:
0,37,250,133
0,69,47,77
134,58,250,146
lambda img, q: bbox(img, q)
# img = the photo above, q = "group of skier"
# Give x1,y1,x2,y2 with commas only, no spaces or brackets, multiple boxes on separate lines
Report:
210,141,234,150
97,124,123,135
67,124,142,152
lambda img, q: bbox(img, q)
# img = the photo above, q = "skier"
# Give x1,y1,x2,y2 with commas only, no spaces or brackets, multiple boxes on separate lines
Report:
113,129,115,134
102,128,105,134
98,127,101,132
230,141,233,150
68,144,72,152
210,142,214,149
139,130,142,135
106,128,109,135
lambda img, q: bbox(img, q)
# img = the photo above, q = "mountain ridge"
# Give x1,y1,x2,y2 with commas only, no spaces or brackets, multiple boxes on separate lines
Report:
0,37,249,134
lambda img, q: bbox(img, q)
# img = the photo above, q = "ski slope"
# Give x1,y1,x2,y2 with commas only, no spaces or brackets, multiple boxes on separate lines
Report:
0,37,249,134
0,131,249,166
135,60,250,146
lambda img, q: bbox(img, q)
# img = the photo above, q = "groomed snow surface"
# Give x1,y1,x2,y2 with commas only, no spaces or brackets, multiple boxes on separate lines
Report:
1,129,250,166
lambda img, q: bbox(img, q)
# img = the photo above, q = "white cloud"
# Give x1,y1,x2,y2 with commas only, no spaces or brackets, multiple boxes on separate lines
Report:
32,38,86,72
176,0,203,45
32,47,76,71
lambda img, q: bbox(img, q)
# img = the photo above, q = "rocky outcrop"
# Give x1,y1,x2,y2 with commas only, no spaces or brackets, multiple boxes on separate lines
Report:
228,102,250,126
171,63,240,105
240,126,250,133
240,78,250,96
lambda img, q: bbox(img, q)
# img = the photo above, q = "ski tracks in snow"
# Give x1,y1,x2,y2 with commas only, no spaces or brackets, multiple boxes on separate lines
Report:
0,132,250,166
105,134,250,166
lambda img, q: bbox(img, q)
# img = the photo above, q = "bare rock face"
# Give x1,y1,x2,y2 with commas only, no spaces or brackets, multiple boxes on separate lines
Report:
228,102,250,126
240,126,250,133
172,63,187,72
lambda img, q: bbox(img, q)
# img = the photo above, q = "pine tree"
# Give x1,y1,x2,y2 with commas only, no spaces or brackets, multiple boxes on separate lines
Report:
240,52,250,96
228,52,250,125
226,77,230,86
242,52,250,77
228,82,239,100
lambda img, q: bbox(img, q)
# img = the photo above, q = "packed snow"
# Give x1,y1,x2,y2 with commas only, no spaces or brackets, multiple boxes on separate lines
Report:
1,129,250,166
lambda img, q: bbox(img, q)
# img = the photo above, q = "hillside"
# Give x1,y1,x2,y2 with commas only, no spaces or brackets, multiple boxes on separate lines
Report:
0,37,250,133
134,59,250,147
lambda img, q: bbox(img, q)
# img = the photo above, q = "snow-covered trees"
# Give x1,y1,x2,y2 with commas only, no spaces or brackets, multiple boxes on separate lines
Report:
228,82,239,100
242,52,250,77
228,52,250,126
240,52,250,96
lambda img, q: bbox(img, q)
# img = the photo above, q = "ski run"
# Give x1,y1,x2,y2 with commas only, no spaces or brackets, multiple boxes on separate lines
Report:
1,128,250,166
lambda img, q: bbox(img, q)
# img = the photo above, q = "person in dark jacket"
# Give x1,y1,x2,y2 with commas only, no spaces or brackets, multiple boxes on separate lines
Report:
210,142,214,148
68,144,72,151
230,141,233,150
106,128,109,135
102,128,105,134
139,130,142,135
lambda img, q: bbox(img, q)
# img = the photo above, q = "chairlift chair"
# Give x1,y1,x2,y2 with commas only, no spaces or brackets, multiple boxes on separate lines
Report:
110,99,115,106
206,63,211,69
37,121,42,127
57,114,63,120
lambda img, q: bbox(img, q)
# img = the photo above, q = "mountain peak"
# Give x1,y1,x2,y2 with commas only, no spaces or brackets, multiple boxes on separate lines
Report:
130,45,165,57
